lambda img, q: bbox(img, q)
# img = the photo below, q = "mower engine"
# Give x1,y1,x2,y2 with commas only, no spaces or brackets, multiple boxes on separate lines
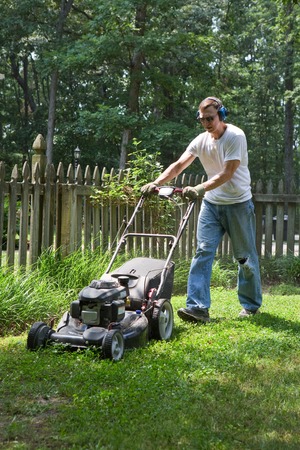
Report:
70,277,126,328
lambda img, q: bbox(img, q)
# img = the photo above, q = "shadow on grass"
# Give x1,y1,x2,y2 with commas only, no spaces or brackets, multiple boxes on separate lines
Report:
253,312,300,336
172,311,300,342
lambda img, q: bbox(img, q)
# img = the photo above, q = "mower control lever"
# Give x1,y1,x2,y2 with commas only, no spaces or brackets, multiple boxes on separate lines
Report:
154,186,183,198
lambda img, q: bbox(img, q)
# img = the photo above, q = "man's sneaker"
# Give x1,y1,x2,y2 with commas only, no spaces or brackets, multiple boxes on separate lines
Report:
177,307,210,323
239,308,261,318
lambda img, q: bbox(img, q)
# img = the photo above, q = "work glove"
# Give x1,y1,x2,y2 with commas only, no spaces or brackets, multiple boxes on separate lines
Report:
141,181,159,195
183,183,205,200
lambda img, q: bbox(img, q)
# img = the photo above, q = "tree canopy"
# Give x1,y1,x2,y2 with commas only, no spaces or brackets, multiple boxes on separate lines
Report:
0,0,299,187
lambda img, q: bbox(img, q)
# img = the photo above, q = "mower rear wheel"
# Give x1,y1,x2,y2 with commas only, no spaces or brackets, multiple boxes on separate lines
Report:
27,321,52,350
151,299,173,341
102,330,125,361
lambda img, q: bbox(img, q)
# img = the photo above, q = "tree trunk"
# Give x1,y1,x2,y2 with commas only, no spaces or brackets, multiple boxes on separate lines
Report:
119,3,147,168
46,0,74,164
10,54,37,113
120,129,131,170
46,70,59,163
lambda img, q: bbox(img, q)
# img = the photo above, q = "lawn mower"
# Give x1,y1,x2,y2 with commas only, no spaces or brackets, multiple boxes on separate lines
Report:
27,186,195,361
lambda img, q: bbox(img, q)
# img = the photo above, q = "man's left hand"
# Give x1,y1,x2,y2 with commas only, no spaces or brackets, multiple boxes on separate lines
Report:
183,183,205,200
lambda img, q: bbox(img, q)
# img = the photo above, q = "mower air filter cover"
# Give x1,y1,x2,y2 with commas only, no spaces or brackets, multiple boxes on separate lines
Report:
79,285,127,303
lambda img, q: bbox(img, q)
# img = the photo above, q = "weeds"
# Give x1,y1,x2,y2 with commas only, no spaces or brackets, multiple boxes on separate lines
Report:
0,249,111,335
1,251,300,336
90,140,164,206
260,255,300,285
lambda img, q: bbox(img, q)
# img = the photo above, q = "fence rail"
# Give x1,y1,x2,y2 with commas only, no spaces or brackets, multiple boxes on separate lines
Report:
0,159,299,270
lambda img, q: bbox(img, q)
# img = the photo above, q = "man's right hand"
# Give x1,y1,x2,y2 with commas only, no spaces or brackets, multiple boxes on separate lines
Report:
141,182,159,195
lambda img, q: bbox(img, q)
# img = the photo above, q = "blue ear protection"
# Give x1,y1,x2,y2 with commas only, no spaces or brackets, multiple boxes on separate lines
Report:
218,105,228,121
207,97,228,121
196,97,228,122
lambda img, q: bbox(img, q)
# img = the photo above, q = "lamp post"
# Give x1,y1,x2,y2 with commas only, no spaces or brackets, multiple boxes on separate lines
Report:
74,145,81,170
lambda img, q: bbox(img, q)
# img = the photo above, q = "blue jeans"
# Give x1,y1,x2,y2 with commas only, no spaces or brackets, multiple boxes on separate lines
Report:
187,199,262,311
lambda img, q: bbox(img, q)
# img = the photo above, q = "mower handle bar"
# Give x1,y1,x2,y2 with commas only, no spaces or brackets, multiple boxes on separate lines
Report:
120,232,176,243
152,185,183,198
105,186,196,278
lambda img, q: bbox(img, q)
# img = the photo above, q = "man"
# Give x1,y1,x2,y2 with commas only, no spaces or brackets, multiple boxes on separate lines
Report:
141,96,262,323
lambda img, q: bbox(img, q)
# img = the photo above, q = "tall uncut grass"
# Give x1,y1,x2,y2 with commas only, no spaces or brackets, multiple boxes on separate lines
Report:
0,250,237,336
0,249,112,335
1,249,300,336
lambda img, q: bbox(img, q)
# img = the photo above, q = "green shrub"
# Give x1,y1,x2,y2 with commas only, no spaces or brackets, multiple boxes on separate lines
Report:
173,258,237,295
269,283,300,295
91,139,164,206
285,256,300,283
260,256,300,285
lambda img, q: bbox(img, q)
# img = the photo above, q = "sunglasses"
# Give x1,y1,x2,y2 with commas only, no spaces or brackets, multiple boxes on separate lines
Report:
198,115,218,124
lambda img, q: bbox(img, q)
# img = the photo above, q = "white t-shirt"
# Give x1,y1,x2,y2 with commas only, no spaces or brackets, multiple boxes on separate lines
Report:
186,123,252,205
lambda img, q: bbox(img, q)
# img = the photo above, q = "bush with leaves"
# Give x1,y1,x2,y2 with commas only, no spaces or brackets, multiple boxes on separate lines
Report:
91,139,164,206
91,140,181,235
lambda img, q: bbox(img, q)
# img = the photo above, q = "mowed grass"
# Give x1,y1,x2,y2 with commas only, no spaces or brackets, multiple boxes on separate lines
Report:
0,290,300,450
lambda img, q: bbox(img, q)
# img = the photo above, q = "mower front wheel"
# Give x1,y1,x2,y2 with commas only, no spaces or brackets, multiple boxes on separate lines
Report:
27,321,52,351
151,299,174,341
102,330,125,361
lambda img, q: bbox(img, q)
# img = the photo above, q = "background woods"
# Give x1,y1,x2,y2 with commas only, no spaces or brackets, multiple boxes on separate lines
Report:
0,0,300,189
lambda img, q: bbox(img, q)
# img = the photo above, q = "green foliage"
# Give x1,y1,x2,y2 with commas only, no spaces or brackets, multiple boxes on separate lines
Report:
210,259,237,289
285,256,300,283
90,139,181,235
91,139,162,205
260,256,300,285
91,139,164,205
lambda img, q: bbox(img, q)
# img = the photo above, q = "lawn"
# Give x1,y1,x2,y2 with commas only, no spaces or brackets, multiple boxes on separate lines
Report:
0,289,300,450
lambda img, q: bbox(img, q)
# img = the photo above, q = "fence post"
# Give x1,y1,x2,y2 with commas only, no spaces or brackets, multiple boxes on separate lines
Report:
42,163,56,250
19,162,31,267
55,163,64,251
101,167,109,250
29,163,42,265
60,164,77,257
29,134,47,264
92,166,101,250
265,180,273,257
0,162,5,263
32,134,47,181
7,165,18,267
275,180,285,257
75,164,83,251
287,179,296,254
254,179,264,257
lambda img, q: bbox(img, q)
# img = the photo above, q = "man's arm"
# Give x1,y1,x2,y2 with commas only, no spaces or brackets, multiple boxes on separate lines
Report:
201,160,240,192
154,151,196,185
183,159,240,200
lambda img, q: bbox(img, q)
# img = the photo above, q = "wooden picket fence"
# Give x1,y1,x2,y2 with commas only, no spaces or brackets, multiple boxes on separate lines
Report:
0,160,299,270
